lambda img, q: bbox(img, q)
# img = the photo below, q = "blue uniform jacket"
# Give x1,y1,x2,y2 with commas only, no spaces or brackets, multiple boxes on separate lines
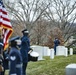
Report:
20,35,30,63
54,39,60,46
9,47,22,75
54,39,60,52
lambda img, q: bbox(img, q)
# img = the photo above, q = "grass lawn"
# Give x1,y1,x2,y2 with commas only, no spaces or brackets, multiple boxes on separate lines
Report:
5,55,76,75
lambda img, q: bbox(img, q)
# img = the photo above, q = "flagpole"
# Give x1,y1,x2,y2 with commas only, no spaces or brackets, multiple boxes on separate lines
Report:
0,26,3,54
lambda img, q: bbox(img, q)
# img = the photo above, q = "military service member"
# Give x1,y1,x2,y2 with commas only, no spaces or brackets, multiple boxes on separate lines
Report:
9,36,22,75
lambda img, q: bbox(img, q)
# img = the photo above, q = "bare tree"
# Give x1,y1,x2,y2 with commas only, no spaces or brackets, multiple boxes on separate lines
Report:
3,0,50,30
3,0,76,46
43,0,76,45
30,18,48,45
2,0,51,45
45,27,64,48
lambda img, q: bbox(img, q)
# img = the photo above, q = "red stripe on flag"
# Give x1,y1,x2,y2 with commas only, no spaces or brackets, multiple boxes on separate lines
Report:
2,24,12,29
0,16,10,22
3,29,12,50
0,9,7,15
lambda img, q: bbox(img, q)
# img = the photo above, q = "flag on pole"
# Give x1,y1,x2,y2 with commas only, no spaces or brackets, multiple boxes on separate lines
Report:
0,0,13,50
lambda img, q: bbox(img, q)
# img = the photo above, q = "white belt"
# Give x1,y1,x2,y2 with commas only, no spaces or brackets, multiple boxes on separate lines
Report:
10,74,17,75
16,64,22,68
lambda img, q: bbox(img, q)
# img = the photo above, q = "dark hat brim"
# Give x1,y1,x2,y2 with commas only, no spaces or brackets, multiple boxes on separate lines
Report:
9,36,20,42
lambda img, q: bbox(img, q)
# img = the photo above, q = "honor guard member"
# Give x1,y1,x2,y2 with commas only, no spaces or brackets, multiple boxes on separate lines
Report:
9,36,22,75
20,29,30,75
54,38,60,55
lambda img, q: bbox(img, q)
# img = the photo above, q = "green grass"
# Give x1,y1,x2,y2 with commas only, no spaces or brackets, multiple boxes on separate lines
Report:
5,55,76,75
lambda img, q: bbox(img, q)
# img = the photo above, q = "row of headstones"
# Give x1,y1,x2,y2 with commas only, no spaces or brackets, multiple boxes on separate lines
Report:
31,45,49,60
31,45,73,60
31,45,76,75
56,46,73,56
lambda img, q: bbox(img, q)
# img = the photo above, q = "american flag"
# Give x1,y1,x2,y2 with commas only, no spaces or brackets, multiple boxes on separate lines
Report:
0,0,13,50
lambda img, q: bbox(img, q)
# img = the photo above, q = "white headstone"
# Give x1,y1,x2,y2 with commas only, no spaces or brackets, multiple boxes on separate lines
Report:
56,46,65,56
47,49,51,56
43,46,50,56
70,48,73,55
66,64,76,75
64,48,68,57
50,48,54,59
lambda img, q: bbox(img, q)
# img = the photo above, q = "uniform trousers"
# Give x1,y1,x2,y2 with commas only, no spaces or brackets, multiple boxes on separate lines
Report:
0,70,5,75
22,62,27,75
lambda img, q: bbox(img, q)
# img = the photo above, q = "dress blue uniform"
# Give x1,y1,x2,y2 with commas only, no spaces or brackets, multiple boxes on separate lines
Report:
3,50,9,70
1,50,9,75
9,36,23,75
54,38,60,55
20,29,30,75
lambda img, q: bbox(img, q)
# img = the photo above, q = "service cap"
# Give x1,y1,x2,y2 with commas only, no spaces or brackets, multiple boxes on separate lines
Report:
22,29,29,34
9,36,20,42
